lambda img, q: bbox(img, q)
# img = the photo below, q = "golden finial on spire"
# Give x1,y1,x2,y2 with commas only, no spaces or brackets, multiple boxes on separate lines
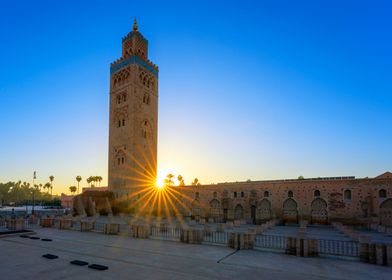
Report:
133,18,138,32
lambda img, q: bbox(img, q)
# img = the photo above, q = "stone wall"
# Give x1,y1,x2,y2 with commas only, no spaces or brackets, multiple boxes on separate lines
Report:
122,175,392,226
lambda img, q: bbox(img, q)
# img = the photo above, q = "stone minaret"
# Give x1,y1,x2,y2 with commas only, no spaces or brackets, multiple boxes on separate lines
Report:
108,19,158,199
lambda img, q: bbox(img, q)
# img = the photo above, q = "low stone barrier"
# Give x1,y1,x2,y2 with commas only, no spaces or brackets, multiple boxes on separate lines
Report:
80,221,94,232
59,218,72,230
104,223,119,235
181,229,203,244
40,217,54,228
229,233,254,249
6,218,24,230
131,224,149,238
285,237,296,255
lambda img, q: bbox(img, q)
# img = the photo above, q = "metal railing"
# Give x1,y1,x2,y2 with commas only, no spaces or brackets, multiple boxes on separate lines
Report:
150,226,182,240
0,220,6,228
202,231,228,245
254,234,288,251
318,239,359,257
93,222,105,233
70,221,81,231
24,219,40,229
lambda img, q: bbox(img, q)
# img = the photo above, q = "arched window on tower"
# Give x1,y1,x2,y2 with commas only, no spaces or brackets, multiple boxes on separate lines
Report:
314,190,321,197
264,191,269,197
143,93,150,105
141,120,151,139
344,189,352,201
379,189,387,198
288,190,293,198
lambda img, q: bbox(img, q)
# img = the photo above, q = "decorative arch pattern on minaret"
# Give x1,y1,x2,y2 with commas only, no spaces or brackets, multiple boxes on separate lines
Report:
108,19,158,194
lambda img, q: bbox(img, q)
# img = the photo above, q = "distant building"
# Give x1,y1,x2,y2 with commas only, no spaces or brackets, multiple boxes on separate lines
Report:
82,186,109,193
60,193,74,209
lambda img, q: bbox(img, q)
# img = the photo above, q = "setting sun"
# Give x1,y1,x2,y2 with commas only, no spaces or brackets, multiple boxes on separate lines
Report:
155,167,177,189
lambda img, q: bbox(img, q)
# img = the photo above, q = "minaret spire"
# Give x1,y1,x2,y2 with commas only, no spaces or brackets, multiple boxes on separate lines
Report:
133,18,138,32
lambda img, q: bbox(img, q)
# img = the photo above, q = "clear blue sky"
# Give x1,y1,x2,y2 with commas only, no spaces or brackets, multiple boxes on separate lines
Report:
0,0,391,193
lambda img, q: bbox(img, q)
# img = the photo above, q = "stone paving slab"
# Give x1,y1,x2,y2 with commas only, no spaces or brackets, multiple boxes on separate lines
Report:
0,228,391,280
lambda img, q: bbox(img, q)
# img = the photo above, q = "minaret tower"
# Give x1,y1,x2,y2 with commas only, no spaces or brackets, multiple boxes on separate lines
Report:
108,19,158,199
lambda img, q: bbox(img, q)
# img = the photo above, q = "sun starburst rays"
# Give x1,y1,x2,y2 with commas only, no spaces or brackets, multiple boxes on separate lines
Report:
111,142,194,226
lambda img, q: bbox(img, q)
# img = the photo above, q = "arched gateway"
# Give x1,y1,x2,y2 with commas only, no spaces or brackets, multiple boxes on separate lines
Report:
310,198,328,224
283,198,298,223
380,199,392,226
258,199,272,221
234,204,244,220
209,199,221,222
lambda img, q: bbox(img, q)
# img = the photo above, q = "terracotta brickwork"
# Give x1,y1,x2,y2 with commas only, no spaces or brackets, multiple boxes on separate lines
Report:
126,175,392,226
108,21,158,196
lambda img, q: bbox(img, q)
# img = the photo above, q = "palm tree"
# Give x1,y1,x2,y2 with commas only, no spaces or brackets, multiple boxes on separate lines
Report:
69,186,77,195
191,178,200,186
76,176,82,194
97,176,102,187
177,175,185,187
44,182,51,194
49,175,54,196
87,176,92,187
164,174,174,187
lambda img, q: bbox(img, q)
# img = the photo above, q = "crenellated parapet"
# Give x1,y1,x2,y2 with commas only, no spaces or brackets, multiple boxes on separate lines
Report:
110,55,158,77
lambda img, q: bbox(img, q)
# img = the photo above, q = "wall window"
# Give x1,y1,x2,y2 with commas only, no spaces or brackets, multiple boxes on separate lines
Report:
241,191,244,198
288,190,293,198
344,189,352,200
264,191,269,197
379,189,387,198
314,190,321,197
116,92,127,105
234,192,237,198
117,119,126,127
213,191,217,199
141,120,150,139
143,93,150,105
116,154,125,166
195,192,199,199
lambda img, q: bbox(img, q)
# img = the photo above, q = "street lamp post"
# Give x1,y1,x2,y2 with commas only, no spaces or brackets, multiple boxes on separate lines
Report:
32,171,36,215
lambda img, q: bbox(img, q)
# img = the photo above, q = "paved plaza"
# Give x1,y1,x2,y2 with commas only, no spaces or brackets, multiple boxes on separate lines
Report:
0,228,391,280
